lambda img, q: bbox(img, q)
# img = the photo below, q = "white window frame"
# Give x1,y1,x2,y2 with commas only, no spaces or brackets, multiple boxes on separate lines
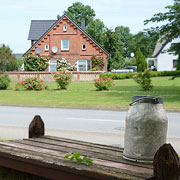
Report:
77,60,91,71
49,59,57,72
63,25,67,31
61,39,69,51
82,44,86,51
45,44,49,51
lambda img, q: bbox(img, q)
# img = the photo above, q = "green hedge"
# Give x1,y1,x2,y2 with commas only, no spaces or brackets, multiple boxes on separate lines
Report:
150,70,180,77
100,72,136,79
100,70,180,80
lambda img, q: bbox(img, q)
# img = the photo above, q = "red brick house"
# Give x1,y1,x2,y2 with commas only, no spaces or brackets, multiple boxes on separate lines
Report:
24,14,110,72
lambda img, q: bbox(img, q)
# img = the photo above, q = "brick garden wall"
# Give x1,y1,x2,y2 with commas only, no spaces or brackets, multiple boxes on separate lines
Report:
0,71,102,82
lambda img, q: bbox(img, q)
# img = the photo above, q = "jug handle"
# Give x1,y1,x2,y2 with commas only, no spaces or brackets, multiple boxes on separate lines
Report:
130,97,160,106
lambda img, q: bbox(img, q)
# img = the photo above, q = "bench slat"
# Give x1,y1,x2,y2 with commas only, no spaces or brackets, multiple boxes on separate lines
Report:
0,136,153,179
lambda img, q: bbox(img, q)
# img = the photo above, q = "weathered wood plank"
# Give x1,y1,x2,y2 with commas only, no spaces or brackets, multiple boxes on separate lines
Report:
15,137,152,169
0,146,151,180
22,137,123,157
0,147,98,180
0,140,153,179
44,135,123,152
13,139,123,163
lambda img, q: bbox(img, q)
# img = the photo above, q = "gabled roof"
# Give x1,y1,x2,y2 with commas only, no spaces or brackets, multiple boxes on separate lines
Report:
152,37,168,58
28,20,56,40
24,13,110,57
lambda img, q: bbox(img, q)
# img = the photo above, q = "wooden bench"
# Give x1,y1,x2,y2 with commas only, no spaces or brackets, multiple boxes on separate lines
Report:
0,115,179,180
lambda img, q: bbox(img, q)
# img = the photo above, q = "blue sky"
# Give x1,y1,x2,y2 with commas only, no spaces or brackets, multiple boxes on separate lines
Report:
0,0,173,53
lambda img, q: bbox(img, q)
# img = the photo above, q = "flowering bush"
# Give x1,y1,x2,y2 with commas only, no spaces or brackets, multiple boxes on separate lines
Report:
91,55,104,70
94,76,114,91
14,82,23,91
19,77,47,91
24,55,48,71
133,69,153,91
53,68,72,89
0,75,11,90
57,57,76,71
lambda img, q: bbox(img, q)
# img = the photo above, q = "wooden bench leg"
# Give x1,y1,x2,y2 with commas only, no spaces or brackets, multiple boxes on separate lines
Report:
29,115,45,138
147,143,180,180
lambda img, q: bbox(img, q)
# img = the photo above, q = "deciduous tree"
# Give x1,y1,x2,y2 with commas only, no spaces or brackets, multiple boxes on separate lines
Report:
86,18,106,46
115,26,133,58
104,28,123,70
145,0,180,69
61,2,95,28
0,45,17,72
131,31,158,58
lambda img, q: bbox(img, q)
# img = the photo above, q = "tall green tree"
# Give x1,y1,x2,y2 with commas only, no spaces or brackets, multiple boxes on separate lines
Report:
86,18,106,46
145,0,180,69
130,31,158,58
104,28,123,70
136,48,147,72
0,45,17,72
61,2,95,28
115,26,133,58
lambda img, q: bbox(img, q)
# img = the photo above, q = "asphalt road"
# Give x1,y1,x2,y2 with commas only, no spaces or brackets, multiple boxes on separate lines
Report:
0,105,179,153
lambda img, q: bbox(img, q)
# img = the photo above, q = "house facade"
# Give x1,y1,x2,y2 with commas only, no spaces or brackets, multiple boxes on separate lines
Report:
24,14,110,72
147,37,179,71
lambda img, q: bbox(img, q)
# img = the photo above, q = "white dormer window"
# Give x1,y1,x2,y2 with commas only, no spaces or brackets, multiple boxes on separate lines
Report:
63,25,67,31
45,44,49,51
82,44,86,51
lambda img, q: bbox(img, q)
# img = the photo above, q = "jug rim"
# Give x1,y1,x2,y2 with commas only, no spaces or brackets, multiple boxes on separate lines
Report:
130,96,163,106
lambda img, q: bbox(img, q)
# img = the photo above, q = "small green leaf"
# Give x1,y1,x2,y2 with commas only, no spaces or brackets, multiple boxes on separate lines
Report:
77,159,83,164
64,152,93,166
70,156,74,162
64,153,72,159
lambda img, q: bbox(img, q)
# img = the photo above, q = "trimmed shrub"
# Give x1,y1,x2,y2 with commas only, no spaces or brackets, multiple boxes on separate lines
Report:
94,76,114,91
136,48,147,72
133,69,153,91
0,75,11,90
53,68,72,89
20,78,47,91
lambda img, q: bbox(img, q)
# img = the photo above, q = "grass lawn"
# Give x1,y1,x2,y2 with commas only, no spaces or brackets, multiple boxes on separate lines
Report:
0,76,179,110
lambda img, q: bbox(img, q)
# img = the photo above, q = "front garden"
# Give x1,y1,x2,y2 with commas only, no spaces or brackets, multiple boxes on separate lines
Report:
0,76,179,110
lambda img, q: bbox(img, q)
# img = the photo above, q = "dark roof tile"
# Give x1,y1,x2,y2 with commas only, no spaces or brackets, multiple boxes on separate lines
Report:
28,20,56,40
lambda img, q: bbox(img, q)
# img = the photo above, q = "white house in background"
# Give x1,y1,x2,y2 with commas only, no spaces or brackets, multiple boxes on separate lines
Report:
147,37,179,71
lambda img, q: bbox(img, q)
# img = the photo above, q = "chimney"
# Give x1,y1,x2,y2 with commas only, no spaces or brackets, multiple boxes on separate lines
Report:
81,17,85,31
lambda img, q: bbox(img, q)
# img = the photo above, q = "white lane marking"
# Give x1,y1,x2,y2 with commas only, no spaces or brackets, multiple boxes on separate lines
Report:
66,117,125,123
